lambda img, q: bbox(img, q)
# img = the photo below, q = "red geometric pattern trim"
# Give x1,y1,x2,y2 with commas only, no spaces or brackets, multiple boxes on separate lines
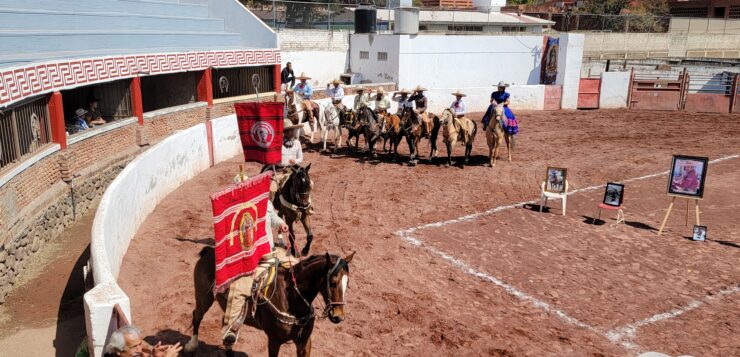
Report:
0,48,280,107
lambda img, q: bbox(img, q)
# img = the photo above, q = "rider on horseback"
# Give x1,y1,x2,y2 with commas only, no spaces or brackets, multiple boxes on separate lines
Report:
410,85,432,137
293,72,315,114
451,90,468,141
392,88,413,115
326,78,345,112
373,87,391,117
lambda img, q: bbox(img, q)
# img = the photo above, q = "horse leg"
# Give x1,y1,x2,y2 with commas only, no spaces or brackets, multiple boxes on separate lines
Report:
406,134,417,166
322,128,328,152
300,213,314,256
506,135,512,162
445,140,453,166
429,121,439,160
184,255,215,353
287,218,298,257
268,338,282,357
296,336,313,357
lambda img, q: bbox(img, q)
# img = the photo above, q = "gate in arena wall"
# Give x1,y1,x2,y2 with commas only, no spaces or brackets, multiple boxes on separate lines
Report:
628,70,686,111
577,78,601,109
684,72,738,114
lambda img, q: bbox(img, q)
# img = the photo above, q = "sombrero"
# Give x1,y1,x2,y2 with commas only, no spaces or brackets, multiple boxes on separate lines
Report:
330,78,341,85
296,72,311,80
283,118,303,131
375,87,387,94
495,81,510,88
395,88,410,95
413,85,427,92
355,87,366,92
451,90,466,97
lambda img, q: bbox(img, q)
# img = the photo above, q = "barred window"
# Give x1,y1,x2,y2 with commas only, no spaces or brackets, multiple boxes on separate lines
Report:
377,52,388,61
448,25,483,32
729,5,740,19
0,96,52,172
62,79,133,124
212,66,275,100
360,51,369,60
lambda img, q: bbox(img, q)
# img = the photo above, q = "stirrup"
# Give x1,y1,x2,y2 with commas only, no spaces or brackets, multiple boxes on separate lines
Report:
223,330,237,346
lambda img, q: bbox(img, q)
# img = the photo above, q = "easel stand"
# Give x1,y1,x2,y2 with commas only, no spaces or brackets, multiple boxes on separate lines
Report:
658,196,701,236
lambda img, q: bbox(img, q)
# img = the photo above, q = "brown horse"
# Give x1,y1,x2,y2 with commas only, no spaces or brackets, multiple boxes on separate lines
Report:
184,248,355,357
440,108,477,166
485,105,512,167
272,164,315,257
285,90,319,127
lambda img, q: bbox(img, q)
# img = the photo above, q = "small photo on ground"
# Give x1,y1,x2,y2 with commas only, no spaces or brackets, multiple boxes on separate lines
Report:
603,182,624,207
545,167,567,193
692,225,707,241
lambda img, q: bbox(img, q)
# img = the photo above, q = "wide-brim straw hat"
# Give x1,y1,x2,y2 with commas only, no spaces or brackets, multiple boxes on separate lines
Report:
330,79,341,85
356,87,366,92
75,108,88,117
413,85,427,92
395,88,410,95
496,81,510,88
283,119,303,131
375,87,387,94
297,72,311,80
451,90,466,97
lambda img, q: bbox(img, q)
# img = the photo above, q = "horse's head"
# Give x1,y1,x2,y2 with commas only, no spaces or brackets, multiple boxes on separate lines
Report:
289,164,312,207
441,108,455,125
321,251,355,323
493,104,504,119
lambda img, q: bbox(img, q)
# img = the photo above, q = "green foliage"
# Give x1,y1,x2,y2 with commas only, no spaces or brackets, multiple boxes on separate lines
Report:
580,0,630,15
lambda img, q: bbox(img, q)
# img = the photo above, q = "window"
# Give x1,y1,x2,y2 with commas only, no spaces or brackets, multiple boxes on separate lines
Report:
377,52,388,61
212,66,275,100
141,72,198,112
0,96,52,171
360,51,369,60
502,26,528,33
447,25,483,32
729,5,740,19
62,79,133,125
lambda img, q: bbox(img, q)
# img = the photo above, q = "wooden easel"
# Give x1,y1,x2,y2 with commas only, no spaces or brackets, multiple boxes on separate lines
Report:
658,195,701,236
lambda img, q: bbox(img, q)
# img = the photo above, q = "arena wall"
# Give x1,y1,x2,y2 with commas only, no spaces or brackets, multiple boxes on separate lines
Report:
599,71,631,109
556,33,585,110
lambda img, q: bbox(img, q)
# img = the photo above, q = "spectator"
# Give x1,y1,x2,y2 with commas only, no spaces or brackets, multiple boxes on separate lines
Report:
281,62,295,91
71,108,90,133
86,98,106,126
104,325,182,357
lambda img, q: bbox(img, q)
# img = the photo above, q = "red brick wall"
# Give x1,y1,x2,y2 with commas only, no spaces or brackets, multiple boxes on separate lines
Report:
145,105,208,142
66,124,138,174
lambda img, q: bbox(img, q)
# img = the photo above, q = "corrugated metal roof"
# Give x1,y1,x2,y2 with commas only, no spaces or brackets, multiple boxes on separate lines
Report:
375,9,555,25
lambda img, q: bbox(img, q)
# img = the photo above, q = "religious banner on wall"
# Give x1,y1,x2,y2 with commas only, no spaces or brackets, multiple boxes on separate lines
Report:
235,102,283,165
541,37,559,85
210,172,272,293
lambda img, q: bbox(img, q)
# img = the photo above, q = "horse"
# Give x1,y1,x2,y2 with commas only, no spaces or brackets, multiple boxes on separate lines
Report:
320,104,343,152
285,90,320,130
273,164,315,257
485,105,512,167
358,106,382,157
341,110,363,153
440,108,477,166
184,248,355,357
389,108,422,165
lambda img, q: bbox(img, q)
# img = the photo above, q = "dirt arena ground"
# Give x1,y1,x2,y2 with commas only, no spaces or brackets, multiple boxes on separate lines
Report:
118,109,740,357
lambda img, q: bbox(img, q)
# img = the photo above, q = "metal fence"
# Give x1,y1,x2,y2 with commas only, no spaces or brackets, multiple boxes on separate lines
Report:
525,12,671,33
243,0,374,31
0,96,52,171
212,66,275,99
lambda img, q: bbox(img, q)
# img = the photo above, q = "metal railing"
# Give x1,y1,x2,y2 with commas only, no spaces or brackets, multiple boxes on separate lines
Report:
0,96,52,171
243,0,380,31
525,12,671,33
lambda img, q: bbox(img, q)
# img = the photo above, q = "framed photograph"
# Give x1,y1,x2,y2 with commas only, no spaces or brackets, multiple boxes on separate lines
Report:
545,167,567,193
667,155,708,199
692,225,707,241
603,183,624,207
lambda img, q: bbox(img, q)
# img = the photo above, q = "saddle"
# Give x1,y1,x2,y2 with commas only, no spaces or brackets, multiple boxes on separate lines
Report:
246,249,300,327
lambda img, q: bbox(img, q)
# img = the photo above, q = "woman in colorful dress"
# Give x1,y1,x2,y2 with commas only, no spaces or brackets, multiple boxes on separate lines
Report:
490,81,518,136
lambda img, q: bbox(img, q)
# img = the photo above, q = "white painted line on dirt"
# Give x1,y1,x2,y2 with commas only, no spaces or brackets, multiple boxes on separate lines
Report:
395,154,740,352
607,284,740,352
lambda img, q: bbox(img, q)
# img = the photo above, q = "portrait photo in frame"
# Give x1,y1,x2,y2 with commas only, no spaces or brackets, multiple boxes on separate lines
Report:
692,225,707,241
603,183,624,207
667,155,708,199
545,167,567,194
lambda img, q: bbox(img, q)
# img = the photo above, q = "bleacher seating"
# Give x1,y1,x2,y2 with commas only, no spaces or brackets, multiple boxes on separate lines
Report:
0,0,248,68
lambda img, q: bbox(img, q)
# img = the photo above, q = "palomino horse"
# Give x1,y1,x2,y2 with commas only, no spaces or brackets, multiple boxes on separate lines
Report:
320,104,343,152
440,108,477,166
184,248,355,357
273,164,315,257
485,105,512,167
285,90,320,129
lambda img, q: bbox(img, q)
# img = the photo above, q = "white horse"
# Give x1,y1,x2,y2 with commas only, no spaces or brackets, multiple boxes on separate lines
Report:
285,90,322,143
320,103,343,152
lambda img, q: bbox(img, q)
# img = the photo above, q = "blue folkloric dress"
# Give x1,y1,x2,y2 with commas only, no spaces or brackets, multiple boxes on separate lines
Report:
491,91,518,135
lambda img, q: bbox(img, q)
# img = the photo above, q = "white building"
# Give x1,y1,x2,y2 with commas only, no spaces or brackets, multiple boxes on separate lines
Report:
377,9,555,33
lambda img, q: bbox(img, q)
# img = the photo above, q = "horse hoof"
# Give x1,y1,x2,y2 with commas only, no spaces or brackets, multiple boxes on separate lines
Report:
301,246,311,256
184,338,199,353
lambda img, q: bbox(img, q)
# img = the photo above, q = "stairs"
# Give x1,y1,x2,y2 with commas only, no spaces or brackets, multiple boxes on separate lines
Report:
0,0,253,68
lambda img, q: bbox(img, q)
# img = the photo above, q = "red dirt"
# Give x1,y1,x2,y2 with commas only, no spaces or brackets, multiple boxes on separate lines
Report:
118,109,740,356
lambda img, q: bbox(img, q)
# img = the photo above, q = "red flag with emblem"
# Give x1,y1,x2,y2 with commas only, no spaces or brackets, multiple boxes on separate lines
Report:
235,102,283,165
210,171,273,294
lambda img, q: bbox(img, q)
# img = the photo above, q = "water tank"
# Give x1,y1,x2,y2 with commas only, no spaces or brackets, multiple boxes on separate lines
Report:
355,6,377,34
393,7,419,35
472,0,506,12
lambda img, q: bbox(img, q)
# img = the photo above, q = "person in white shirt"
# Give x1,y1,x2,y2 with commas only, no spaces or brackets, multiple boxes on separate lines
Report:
353,87,370,112
373,87,391,118
281,119,304,167
326,79,345,110
450,90,467,118
392,88,414,115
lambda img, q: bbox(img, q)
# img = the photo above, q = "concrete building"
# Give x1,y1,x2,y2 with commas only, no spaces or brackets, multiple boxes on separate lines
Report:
376,9,555,33
669,0,740,19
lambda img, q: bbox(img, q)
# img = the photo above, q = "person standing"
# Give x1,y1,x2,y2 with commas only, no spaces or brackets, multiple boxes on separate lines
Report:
281,62,295,91
490,81,518,136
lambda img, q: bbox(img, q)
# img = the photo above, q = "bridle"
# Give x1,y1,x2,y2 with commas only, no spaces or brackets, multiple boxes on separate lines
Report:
321,257,348,318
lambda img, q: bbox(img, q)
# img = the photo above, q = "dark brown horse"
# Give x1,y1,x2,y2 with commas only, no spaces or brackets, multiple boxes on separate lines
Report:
184,248,355,357
273,164,314,257
389,108,422,165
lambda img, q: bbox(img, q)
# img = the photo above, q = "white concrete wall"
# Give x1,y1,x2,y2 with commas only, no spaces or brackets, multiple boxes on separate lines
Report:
599,71,631,109
396,34,544,89
421,85,545,114
211,114,242,163
281,51,348,89
84,115,240,356
349,34,401,84
556,33,584,110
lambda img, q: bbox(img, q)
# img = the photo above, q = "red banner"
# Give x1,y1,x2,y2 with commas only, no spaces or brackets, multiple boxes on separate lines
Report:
210,172,273,294
235,102,283,165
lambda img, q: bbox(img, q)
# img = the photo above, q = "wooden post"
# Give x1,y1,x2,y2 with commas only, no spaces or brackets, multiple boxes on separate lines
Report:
729,73,739,113
658,196,676,236
695,200,700,226
47,91,67,150
627,68,635,109
130,77,144,125
685,198,689,226
197,68,213,108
